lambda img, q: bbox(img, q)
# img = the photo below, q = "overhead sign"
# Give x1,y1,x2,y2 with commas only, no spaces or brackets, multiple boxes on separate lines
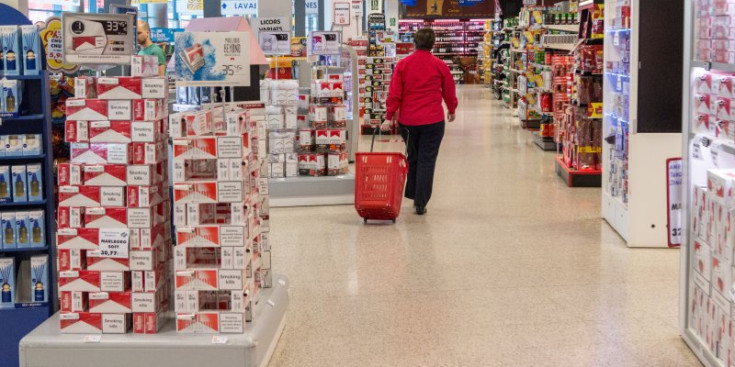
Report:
308,31,340,55
306,0,319,15
368,0,383,13
333,2,351,25
254,17,289,34
109,4,138,14
150,27,183,43
40,17,80,74
667,158,682,248
62,13,136,65
351,0,363,15
221,0,258,16
259,31,291,55
174,31,251,87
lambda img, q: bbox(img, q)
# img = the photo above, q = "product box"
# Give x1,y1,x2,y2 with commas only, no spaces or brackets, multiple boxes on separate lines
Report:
14,211,29,248
695,240,713,281
23,134,41,156
5,135,22,156
89,291,132,313
2,79,21,114
26,164,42,201
708,169,735,207
66,120,90,143
59,312,131,334
11,165,27,202
57,163,82,186
132,142,165,165
28,210,44,248
58,270,101,292
66,99,131,121
97,77,143,99
133,99,166,122
175,269,219,291
89,120,132,143
83,164,127,187
84,207,128,228
127,184,165,208
131,121,162,143
58,249,86,272
74,77,97,99
0,257,15,306
0,166,11,203
1,26,22,75
60,291,88,312
70,143,132,165
58,186,125,207
1,212,16,249
86,250,130,271
141,77,168,99
20,25,41,75
131,55,159,77
30,255,48,302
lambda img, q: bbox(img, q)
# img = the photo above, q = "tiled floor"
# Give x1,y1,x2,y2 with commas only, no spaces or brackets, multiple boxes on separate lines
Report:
268,86,701,366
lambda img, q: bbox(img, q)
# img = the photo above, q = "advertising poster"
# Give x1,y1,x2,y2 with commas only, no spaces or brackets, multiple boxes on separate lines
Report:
308,31,340,55
62,13,136,65
259,31,291,55
40,17,80,74
174,31,251,87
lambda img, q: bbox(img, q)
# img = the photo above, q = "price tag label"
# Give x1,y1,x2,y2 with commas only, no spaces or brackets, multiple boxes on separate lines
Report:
98,228,130,259
83,335,102,343
212,336,229,344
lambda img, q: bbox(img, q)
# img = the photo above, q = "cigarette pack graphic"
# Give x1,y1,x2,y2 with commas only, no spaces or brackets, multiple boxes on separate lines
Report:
178,43,204,74
72,36,106,52
89,291,132,313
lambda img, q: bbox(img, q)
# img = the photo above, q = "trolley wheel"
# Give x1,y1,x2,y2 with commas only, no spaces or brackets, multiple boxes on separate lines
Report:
364,218,368,224
392,219,396,224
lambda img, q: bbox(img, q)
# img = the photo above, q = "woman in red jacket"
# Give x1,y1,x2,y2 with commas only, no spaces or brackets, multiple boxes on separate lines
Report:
383,28,458,215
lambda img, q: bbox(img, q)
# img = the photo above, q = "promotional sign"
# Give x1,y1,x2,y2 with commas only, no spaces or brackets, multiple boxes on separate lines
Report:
40,17,80,74
62,13,136,65
306,0,319,15
333,2,351,26
254,17,290,34
174,31,251,87
666,158,682,248
150,27,183,43
259,31,291,55
97,228,130,258
221,0,258,16
351,0,363,14
308,31,340,55
368,0,383,13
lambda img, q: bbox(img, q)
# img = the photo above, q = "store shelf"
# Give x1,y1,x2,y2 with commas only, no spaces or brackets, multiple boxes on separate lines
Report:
533,132,556,151
269,174,355,207
1,75,44,80
0,246,49,254
543,43,576,51
555,156,601,187
544,24,580,33
0,114,45,122
0,200,47,209
0,154,46,163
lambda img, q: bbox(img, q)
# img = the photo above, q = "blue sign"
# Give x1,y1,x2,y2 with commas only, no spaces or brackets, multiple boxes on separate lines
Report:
400,0,417,5
150,28,183,43
110,5,138,14
458,0,483,5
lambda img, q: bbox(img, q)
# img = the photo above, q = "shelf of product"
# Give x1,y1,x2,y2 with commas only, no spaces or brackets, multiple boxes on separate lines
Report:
601,0,682,248
0,22,57,367
57,62,173,335
683,0,735,365
361,56,397,134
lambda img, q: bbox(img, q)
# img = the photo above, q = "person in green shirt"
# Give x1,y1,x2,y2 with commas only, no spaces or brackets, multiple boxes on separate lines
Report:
137,20,167,76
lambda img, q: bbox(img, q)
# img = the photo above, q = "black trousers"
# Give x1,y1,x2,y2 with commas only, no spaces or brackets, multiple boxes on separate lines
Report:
398,121,445,208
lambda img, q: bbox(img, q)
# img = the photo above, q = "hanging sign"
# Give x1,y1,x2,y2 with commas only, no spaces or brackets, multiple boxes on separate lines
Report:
259,31,291,55
174,31,251,87
221,0,258,16
254,17,290,34
306,0,319,15
333,2,351,26
175,0,203,15
150,28,183,43
351,0,363,14
40,17,80,74
308,31,340,55
368,0,383,13
666,158,683,248
62,13,136,65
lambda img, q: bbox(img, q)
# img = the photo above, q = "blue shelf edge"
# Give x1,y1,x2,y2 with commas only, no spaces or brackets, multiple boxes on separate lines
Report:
0,200,47,208
0,246,49,254
0,114,46,122
0,74,43,80
0,154,46,162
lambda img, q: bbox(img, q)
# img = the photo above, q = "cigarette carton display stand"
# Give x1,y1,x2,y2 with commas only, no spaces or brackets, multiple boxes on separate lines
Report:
19,275,289,367
0,11,58,362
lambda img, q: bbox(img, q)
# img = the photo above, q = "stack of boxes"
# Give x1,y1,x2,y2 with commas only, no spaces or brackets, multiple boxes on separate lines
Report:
362,56,396,128
696,0,735,64
349,39,368,122
0,25,42,117
57,58,172,334
262,80,299,178
170,100,271,333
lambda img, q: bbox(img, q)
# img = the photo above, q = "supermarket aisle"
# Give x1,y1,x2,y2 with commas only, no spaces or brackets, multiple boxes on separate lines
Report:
268,86,699,366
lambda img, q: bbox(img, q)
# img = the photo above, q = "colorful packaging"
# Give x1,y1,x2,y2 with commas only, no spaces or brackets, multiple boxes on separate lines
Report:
26,164,43,202
11,165,27,202
0,257,14,306
20,25,41,75
30,255,48,302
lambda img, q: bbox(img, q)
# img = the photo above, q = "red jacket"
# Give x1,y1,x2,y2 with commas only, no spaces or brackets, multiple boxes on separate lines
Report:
386,50,458,126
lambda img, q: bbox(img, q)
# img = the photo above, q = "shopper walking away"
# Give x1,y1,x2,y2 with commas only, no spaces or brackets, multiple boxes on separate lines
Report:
137,20,167,76
382,28,458,215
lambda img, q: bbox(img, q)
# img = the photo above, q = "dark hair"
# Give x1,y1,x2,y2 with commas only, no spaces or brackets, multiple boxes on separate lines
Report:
414,28,435,51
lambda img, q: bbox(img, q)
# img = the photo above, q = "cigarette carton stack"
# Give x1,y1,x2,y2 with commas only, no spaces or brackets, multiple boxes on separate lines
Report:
263,79,299,178
296,75,349,177
362,56,396,127
57,68,172,334
170,100,272,333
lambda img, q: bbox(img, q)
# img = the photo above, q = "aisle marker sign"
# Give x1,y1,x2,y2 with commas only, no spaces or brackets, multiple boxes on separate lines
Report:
667,158,682,248
254,17,290,35
333,2,351,26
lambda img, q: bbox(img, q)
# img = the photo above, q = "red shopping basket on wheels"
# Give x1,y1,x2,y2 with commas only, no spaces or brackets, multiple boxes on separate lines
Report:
355,128,408,223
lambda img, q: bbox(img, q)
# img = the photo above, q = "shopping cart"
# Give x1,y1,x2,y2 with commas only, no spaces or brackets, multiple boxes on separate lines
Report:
355,127,408,223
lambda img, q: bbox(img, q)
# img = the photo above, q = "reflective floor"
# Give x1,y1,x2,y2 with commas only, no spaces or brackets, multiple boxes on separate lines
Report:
268,86,700,366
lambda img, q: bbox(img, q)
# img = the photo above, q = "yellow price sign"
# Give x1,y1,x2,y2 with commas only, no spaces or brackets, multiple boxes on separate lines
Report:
588,102,603,118
40,17,79,75
577,146,602,154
